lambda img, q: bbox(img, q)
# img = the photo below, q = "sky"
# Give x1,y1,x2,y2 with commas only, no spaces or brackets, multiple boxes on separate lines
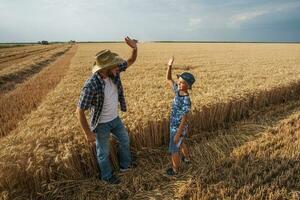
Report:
1,0,300,42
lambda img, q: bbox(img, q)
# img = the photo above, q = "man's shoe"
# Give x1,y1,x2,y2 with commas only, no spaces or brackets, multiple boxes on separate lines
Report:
104,175,120,184
120,167,132,172
120,163,137,172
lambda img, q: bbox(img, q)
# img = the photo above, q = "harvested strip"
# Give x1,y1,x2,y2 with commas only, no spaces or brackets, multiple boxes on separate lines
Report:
0,45,59,65
0,45,70,76
0,45,71,94
0,45,63,71
131,98,300,199
0,44,44,57
0,44,32,49
184,111,300,200
0,45,77,138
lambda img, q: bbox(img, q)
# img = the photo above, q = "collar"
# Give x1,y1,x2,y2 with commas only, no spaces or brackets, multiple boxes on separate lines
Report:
179,90,189,96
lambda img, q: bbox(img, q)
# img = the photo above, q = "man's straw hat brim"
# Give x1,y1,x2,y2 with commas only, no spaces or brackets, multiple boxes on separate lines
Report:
92,50,125,73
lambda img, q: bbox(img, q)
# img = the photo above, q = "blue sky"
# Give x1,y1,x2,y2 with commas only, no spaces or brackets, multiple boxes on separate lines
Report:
1,0,300,42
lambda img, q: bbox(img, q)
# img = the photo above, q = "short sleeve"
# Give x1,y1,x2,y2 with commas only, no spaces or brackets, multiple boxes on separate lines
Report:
182,96,191,115
77,86,95,110
118,61,128,72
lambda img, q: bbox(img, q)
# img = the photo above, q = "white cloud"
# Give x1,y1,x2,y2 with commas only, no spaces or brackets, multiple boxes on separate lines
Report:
230,10,268,25
188,17,202,31
189,17,202,26
229,2,300,26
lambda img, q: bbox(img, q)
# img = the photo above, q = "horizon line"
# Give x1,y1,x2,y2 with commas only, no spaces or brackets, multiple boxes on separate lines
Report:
1,40,300,44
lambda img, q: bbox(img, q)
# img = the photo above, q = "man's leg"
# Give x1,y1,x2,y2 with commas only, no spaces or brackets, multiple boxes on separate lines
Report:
95,122,112,180
111,117,131,169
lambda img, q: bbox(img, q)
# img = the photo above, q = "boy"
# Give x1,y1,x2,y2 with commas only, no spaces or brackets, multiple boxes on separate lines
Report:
166,56,195,175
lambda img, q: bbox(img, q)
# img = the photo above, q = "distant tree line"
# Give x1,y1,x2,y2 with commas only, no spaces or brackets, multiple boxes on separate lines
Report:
37,40,76,45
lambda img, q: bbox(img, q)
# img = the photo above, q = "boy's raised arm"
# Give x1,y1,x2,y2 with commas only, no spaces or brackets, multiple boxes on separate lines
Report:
166,56,175,88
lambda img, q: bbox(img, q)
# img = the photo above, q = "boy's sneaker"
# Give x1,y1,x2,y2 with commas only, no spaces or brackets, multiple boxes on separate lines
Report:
104,175,120,184
166,168,178,176
181,156,191,164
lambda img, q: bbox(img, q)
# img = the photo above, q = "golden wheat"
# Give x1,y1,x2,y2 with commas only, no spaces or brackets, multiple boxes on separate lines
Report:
1,43,300,199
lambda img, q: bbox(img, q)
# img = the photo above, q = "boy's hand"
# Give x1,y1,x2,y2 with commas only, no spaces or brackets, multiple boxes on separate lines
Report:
125,36,138,49
174,133,181,145
168,56,174,67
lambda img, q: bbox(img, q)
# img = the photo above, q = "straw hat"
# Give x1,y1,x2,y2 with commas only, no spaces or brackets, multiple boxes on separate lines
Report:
92,49,125,73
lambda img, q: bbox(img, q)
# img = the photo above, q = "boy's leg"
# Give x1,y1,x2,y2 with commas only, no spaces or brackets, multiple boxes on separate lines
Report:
172,152,180,172
111,117,132,169
180,142,190,160
95,123,113,181
167,129,181,175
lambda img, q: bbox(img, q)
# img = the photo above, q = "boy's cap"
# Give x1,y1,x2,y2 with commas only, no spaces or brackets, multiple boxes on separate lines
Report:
92,49,125,73
177,72,195,88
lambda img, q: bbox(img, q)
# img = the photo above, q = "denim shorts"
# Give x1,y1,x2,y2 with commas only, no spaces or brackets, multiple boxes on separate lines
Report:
168,126,187,153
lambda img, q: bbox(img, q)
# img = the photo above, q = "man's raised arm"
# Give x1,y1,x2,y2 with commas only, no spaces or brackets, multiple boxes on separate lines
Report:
125,36,138,67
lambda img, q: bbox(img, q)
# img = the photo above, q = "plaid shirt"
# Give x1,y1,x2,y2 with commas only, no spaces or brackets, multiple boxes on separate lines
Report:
78,61,128,131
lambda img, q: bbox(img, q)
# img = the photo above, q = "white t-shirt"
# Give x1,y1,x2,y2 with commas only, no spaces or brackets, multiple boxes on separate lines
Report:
99,77,118,123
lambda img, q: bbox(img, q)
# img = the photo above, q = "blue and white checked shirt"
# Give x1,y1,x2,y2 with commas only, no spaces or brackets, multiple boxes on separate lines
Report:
77,61,128,131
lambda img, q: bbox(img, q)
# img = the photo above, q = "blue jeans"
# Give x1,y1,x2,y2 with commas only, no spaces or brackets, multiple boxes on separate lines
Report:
94,116,131,180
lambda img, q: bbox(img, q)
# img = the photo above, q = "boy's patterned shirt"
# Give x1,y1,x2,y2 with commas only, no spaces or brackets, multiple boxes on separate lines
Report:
77,61,128,131
170,83,191,135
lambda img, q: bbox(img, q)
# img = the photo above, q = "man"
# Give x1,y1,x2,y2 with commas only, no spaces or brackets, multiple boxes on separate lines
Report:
76,36,137,184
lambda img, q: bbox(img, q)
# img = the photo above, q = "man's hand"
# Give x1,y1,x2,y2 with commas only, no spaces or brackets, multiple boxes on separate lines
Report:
168,56,174,67
125,36,138,49
85,131,96,145
174,133,181,145
126,36,138,67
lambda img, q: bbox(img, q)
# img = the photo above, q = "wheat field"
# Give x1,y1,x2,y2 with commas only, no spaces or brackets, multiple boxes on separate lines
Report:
0,43,300,199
